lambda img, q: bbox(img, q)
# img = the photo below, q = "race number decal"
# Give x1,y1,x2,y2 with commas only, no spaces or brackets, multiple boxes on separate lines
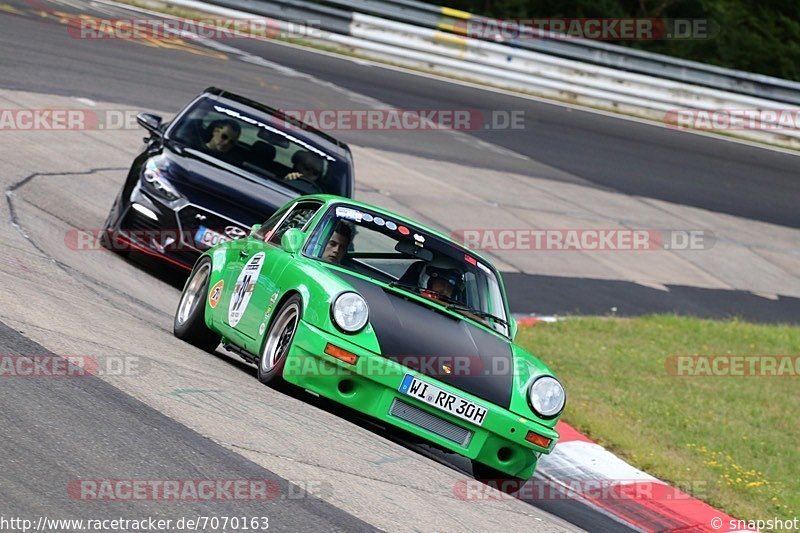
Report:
228,252,265,327
208,280,224,309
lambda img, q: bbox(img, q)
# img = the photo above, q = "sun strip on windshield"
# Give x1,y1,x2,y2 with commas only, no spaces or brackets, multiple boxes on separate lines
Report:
213,105,336,162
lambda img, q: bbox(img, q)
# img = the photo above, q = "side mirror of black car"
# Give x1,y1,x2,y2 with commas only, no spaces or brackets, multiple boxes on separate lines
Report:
137,112,163,135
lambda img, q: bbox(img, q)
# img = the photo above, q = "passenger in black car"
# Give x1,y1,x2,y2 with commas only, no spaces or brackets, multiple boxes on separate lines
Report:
284,151,323,183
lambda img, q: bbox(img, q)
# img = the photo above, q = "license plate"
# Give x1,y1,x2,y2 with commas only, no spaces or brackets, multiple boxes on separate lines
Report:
399,374,487,426
195,225,230,248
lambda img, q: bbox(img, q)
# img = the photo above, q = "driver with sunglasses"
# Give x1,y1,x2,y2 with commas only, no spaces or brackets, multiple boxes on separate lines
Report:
203,119,243,164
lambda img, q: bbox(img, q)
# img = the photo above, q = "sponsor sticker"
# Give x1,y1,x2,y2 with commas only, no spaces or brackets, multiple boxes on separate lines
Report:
335,206,363,222
228,252,265,327
208,280,224,309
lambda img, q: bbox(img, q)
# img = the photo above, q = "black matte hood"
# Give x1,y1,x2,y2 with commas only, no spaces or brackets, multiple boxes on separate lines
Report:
339,273,513,409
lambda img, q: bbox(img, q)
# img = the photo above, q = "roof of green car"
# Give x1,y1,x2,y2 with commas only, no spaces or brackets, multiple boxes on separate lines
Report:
298,194,498,268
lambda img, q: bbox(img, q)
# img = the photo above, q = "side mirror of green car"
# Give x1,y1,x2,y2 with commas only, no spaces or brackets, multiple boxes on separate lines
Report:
281,228,304,255
250,224,262,237
508,319,518,340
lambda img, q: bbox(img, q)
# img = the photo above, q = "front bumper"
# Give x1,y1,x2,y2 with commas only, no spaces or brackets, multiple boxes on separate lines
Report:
284,321,560,479
111,184,246,270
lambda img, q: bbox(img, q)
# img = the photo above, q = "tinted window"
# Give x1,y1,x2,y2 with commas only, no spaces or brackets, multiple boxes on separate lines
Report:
268,202,322,245
170,99,350,196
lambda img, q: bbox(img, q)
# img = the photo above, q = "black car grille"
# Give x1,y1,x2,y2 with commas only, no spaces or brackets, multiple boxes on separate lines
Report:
178,205,242,236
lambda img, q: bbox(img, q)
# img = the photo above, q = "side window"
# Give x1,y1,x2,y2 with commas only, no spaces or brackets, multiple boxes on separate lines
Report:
253,205,291,241
268,202,322,245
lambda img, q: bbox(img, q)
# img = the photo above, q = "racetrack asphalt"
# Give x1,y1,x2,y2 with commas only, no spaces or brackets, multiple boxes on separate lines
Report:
0,321,375,532
4,0,799,322
4,0,800,229
0,100,585,531
0,0,798,530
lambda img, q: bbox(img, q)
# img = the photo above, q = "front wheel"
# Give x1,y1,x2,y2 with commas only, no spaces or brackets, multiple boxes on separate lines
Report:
471,461,528,494
173,257,219,352
257,295,302,385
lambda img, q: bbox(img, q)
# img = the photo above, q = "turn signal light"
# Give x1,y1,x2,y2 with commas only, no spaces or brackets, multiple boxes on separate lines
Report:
525,431,551,449
324,343,359,365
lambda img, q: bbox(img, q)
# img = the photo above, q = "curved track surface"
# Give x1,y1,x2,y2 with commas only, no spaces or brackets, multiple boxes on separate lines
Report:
0,0,798,530
4,0,800,322
0,160,584,530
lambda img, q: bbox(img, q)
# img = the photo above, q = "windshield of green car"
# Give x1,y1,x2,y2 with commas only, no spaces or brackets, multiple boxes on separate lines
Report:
305,204,510,336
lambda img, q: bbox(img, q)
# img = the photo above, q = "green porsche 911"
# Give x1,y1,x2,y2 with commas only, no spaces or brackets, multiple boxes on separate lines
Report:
173,195,565,482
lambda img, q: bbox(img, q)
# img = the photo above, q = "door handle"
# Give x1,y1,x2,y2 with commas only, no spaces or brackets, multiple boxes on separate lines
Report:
240,249,249,258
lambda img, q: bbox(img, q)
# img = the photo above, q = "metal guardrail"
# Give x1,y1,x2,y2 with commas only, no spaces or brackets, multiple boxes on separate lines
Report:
200,0,352,34
312,0,800,105
165,0,800,147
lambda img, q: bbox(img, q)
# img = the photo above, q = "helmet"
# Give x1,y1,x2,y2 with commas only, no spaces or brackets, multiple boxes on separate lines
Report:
424,265,464,291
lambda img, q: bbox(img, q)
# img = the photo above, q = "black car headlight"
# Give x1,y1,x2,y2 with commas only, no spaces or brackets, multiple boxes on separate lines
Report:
331,292,369,333
142,161,181,202
528,376,566,418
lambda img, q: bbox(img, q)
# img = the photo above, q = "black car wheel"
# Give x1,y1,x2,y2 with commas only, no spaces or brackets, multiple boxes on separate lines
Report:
257,295,302,385
174,257,219,352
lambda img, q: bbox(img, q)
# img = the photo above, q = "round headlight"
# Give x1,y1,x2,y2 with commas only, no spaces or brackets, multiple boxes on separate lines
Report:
332,292,369,333
528,376,566,418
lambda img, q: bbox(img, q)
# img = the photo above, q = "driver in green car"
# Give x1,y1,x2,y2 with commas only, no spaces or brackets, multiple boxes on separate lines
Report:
421,265,463,301
322,221,353,264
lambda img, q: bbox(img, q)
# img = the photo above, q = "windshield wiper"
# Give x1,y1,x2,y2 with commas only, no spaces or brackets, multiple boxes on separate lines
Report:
445,303,508,326
387,282,508,326
388,280,422,293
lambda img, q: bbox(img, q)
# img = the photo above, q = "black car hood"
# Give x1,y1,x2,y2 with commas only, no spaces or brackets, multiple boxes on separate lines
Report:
162,148,297,224
339,273,513,409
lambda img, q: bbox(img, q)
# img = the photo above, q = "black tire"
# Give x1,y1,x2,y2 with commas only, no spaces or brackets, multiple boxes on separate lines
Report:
257,295,302,385
471,461,527,494
173,257,219,352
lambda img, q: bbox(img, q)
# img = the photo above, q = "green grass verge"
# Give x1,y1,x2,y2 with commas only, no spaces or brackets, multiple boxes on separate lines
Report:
517,315,799,521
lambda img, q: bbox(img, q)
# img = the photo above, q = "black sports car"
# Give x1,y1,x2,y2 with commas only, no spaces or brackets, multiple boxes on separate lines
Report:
101,87,355,270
